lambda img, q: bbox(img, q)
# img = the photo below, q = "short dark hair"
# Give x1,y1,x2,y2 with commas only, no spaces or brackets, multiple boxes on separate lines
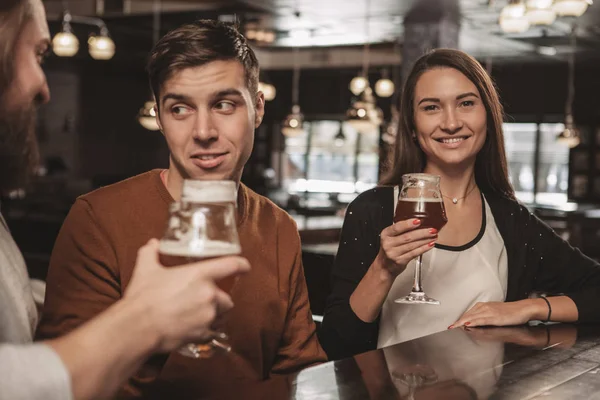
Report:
146,19,259,109
380,48,515,200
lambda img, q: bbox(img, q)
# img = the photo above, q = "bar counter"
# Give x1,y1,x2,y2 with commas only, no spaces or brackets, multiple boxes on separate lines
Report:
150,323,600,399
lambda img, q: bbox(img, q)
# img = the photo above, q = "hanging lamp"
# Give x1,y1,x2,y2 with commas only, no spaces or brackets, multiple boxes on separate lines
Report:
137,0,161,131
282,47,305,137
556,26,581,148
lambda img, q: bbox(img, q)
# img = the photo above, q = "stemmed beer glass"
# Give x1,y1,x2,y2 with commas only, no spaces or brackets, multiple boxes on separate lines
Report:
159,180,241,358
393,173,447,305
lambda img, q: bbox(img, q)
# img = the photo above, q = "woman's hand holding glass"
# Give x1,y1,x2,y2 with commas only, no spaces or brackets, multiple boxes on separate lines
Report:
375,218,438,280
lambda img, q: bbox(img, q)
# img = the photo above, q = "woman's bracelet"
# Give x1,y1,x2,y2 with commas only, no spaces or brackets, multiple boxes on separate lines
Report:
540,295,552,322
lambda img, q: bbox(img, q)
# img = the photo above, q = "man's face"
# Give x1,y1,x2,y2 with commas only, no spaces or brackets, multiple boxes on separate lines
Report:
0,0,51,192
2,0,50,113
157,60,264,184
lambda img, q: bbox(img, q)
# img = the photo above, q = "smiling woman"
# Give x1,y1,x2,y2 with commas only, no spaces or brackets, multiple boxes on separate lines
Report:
319,48,600,361
380,49,512,199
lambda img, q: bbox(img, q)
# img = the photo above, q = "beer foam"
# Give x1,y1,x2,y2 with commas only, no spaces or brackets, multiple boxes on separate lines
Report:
399,198,443,202
159,239,241,258
182,180,237,203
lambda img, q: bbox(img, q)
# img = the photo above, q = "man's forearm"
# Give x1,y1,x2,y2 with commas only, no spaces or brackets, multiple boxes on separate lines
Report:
47,298,160,400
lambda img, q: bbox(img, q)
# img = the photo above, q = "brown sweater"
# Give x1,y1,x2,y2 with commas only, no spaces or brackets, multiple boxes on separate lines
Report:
37,170,326,398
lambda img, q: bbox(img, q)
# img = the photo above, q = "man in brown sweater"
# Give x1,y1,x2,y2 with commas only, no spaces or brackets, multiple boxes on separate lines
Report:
37,19,326,398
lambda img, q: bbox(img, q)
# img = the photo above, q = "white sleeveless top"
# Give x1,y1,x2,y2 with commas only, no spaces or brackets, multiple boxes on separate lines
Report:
377,188,508,347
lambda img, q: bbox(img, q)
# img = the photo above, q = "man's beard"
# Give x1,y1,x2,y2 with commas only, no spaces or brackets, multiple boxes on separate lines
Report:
0,101,40,194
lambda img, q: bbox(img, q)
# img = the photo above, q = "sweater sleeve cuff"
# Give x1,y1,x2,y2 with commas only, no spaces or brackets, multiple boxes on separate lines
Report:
564,288,600,323
340,304,380,346
0,343,73,400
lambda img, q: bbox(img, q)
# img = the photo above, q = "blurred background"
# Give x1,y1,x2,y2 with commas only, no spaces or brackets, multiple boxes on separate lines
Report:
7,0,600,317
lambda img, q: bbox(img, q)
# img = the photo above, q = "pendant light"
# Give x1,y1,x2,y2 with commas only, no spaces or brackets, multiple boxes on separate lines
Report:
553,0,590,17
138,101,160,131
349,76,369,96
88,24,115,60
499,0,531,33
282,47,304,137
347,0,378,134
374,68,395,98
526,0,557,26
52,10,79,57
348,0,373,96
258,81,276,101
556,26,581,148
138,0,160,131
334,122,346,147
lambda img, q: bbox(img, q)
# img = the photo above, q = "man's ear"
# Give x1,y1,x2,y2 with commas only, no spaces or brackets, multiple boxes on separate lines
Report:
155,105,164,134
255,91,265,128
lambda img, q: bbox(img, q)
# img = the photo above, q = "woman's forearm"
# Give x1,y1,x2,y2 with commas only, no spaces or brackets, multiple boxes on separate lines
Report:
529,295,578,323
350,258,397,323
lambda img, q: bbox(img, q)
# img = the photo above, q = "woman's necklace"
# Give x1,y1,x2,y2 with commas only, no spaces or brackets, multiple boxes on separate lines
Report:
443,182,477,204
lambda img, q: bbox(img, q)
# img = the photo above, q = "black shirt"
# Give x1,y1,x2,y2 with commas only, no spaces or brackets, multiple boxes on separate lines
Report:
319,186,600,360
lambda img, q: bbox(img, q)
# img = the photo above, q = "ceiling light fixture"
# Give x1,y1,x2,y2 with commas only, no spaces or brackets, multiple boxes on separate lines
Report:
499,0,531,33
347,0,381,134
349,0,373,96
526,0,557,25
334,123,346,147
52,10,115,59
538,45,557,56
258,82,277,101
557,26,581,148
138,0,161,131
138,101,160,131
282,47,305,137
553,0,591,17
88,25,115,60
374,68,395,98
52,10,79,57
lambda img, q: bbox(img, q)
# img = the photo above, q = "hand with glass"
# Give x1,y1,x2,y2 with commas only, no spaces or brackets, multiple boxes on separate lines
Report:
393,173,447,305
369,173,446,307
159,180,242,358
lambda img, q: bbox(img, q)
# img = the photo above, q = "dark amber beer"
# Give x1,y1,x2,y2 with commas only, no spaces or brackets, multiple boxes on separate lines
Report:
159,240,241,293
394,198,447,231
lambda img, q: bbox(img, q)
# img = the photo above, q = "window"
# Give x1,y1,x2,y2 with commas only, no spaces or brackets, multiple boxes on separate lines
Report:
282,120,379,194
503,122,569,206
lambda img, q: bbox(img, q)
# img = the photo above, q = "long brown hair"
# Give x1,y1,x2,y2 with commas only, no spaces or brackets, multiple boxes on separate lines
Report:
380,48,515,199
0,0,32,95
0,0,40,193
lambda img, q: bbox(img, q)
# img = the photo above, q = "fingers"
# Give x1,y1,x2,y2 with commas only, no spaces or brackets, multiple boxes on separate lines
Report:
386,238,435,264
383,218,423,237
214,288,234,315
384,228,437,247
188,256,251,280
450,302,485,329
211,289,234,330
135,238,161,268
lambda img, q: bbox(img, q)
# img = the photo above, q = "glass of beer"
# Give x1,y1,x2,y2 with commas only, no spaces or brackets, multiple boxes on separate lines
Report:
159,180,241,358
393,173,447,305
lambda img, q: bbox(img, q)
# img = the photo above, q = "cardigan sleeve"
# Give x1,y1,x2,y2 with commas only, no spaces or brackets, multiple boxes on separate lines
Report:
319,189,388,360
522,207,600,322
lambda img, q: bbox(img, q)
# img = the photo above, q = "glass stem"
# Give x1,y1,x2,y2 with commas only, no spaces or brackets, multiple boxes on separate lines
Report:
412,255,423,293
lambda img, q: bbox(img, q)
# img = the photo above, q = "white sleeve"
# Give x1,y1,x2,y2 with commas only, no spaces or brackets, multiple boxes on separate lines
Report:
0,343,73,400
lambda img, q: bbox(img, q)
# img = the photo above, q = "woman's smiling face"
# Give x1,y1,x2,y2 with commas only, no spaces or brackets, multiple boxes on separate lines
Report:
413,67,487,169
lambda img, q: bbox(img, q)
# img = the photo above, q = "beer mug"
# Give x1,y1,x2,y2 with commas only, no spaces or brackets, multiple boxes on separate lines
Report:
159,180,241,358
394,173,447,305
